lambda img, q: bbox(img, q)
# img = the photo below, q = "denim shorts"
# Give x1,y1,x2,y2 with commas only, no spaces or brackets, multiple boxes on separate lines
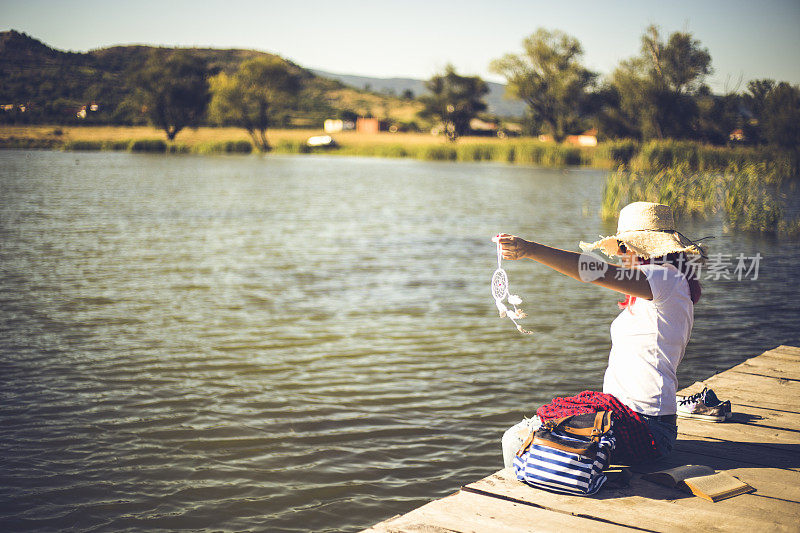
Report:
640,415,678,459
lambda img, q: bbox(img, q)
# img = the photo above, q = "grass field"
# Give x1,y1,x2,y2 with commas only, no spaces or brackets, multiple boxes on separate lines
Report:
0,124,529,147
0,124,593,163
0,124,307,144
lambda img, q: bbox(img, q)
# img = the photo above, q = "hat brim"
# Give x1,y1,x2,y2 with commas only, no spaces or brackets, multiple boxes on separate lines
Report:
579,230,707,261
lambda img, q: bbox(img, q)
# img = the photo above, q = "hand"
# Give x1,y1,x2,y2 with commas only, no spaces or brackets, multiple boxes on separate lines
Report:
492,233,531,260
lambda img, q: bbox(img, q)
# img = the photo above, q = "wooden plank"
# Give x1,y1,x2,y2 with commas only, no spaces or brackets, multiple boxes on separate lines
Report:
465,468,799,533
637,449,800,502
727,368,800,383
724,402,800,432
638,479,800,526
362,488,628,533
706,371,800,393
678,378,800,413
729,356,800,381
677,416,800,448
677,385,800,429
727,371,800,386
678,381,711,396
704,374,800,398
772,345,800,357
672,435,800,471
725,363,800,381
686,348,800,387
610,378,799,432
755,348,800,362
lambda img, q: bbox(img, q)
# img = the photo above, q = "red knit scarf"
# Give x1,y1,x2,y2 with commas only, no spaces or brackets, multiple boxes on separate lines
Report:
536,390,660,465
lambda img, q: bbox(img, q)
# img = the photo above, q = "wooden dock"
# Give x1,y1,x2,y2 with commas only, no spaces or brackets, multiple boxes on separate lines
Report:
363,345,800,532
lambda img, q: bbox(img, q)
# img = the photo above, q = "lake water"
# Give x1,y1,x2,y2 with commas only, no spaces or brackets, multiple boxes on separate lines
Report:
1,150,798,532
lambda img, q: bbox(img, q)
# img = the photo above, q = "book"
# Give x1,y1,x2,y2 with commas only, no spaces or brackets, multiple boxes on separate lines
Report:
642,465,755,502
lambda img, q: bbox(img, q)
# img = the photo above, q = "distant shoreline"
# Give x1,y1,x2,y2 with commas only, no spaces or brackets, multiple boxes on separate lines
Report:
1,125,793,176
0,125,603,166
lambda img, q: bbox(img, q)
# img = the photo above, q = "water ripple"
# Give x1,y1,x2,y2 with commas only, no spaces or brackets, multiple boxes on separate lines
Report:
1,151,798,532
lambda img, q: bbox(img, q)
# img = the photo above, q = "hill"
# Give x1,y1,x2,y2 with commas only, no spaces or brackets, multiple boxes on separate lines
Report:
0,30,423,126
311,70,526,118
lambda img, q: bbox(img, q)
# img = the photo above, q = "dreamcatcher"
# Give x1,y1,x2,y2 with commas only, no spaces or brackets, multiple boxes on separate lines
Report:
492,240,532,335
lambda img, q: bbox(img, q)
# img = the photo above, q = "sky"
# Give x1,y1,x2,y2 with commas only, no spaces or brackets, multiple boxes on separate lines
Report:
2,0,799,92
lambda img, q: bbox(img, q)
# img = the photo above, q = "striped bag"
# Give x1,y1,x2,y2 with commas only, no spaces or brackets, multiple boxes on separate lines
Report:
513,411,615,495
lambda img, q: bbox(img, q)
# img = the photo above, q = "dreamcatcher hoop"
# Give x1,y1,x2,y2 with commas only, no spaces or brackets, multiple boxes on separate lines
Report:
491,240,532,335
491,268,508,301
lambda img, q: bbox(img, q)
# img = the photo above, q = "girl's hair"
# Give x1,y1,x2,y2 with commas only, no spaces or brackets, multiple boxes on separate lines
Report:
618,251,702,309
652,252,702,304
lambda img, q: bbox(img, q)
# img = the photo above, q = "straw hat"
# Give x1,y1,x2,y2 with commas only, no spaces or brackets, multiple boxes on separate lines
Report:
580,202,707,260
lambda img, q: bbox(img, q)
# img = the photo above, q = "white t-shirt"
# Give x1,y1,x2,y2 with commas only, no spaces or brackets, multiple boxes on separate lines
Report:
602,263,694,416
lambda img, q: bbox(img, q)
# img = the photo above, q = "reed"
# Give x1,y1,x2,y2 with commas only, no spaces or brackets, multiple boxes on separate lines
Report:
2,125,797,176
493,143,517,163
364,144,411,158
60,138,192,153
193,140,253,154
510,141,586,167
542,144,584,166
167,143,191,154
630,139,797,175
273,139,311,154
0,137,60,149
593,139,639,168
380,144,412,158
128,139,167,152
512,142,547,165
331,143,383,157
61,139,104,151
723,165,784,233
454,143,497,162
601,163,797,235
104,140,132,151
417,144,458,161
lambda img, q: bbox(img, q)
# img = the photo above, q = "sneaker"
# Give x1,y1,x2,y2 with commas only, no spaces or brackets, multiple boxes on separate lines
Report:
701,388,733,420
677,387,729,422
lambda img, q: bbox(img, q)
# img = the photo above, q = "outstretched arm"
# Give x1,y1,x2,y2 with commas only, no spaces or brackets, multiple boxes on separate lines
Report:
493,234,653,300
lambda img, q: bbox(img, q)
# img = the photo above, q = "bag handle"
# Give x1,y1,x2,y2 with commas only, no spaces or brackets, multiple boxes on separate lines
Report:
516,411,612,456
516,417,566,456
516,429,536,457
561,411,613,437
590,411,612,441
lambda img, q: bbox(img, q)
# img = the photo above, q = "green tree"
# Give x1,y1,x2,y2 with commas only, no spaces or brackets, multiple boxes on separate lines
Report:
593,82,640,140
761,82,800,150
645,27,711,94
602,25,712,140
744,79,775,116
130,51,210,140
418,64,488,142
694,87,741,145
208,56,301,152
742,79,775,144
490,29,596,142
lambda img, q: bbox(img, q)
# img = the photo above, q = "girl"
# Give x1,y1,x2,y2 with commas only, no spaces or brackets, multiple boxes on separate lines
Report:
495,201,706,466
